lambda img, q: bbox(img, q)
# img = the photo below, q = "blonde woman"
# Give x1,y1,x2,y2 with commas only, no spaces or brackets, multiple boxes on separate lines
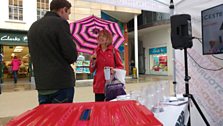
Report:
90,29,124,101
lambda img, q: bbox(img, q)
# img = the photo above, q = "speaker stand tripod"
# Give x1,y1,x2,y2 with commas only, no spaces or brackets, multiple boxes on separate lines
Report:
183,48,210,126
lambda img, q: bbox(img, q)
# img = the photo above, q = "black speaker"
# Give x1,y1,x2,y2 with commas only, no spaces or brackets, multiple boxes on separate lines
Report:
171,14,193,49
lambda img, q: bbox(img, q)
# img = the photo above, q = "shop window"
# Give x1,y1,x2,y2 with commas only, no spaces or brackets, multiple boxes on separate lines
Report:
149,47,168,75
2,46,30,79
8,0,23,20
37,0,49,20
75,53,93,80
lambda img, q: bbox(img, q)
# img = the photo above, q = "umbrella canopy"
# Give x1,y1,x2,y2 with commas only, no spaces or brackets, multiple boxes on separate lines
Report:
70,15,125,54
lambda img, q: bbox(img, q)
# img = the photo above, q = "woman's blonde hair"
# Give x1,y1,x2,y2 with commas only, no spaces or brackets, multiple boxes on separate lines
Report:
97,29,113,46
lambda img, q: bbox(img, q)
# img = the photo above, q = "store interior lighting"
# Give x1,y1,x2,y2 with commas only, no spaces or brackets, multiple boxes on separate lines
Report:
11,53,15,57
13,46,23,53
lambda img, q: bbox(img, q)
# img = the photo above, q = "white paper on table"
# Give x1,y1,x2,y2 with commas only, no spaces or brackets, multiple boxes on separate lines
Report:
114,68,126,84
162,100,188,106
162,97,188,106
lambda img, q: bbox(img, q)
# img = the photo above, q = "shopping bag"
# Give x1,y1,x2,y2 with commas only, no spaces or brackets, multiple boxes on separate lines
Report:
105,78,126,101
113,68,126,84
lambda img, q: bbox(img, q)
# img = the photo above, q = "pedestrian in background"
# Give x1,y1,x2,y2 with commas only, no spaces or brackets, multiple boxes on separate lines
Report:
0,54,3,84
130,60,135,75
28,0,78,105
11,56,21,84
89,29,124,102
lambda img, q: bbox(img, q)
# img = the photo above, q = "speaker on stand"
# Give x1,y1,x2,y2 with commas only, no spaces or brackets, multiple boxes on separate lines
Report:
170,14,210,126
171,14,193,49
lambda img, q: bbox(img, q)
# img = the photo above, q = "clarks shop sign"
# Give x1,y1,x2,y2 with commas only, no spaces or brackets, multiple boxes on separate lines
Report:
0,33,28,44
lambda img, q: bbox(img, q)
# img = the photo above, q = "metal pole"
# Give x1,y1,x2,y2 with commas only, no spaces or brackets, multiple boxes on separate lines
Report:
169,0,177,97
184,48,191,126
184,48,189,95
134,14,139,78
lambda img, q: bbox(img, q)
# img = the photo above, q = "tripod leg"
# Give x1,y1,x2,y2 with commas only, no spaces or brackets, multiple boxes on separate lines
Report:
187,96,191,126
190,94,210,126
183,48,210,126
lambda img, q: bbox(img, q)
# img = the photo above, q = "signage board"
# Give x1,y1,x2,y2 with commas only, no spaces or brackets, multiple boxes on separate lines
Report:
0,33,28,45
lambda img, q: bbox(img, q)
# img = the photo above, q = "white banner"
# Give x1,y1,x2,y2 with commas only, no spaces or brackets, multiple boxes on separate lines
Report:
174,1,223,125
82,0,169,13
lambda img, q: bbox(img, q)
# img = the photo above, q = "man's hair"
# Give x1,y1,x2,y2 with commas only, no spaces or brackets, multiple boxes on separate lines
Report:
50,0,71,11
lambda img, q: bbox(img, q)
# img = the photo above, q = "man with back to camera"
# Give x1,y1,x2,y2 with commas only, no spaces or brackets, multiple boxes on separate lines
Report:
28,0,78,104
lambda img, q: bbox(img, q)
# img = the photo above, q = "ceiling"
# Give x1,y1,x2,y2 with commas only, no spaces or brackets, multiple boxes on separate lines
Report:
155,0,183,5
103,11,138,23
101,0,185,23
128,24,170,38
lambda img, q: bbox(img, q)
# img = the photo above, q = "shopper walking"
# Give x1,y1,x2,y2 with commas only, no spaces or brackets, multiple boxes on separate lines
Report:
89,29,124,102
0,61,4,84
11,56,21,84
28,0,78,105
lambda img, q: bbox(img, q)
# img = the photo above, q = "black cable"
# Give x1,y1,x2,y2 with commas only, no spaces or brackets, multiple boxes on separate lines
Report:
212,55,223,60
193,37,223,60
175,36,223,71
187,52,223,71
192,37,202,43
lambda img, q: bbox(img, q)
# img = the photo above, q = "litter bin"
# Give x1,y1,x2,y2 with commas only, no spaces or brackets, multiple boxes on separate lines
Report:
132,67,137,79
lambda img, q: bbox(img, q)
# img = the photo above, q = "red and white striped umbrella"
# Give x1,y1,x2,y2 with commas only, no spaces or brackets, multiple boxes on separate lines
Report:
70,15,125,54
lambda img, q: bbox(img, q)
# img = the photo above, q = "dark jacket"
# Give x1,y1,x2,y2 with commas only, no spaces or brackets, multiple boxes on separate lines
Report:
28,12,78,90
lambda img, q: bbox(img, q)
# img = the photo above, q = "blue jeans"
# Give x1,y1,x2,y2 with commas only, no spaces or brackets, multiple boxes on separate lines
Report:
12,71,18,83
38,87,74,105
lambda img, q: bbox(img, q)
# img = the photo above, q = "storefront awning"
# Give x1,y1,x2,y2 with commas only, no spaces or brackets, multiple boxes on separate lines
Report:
0,30,28,45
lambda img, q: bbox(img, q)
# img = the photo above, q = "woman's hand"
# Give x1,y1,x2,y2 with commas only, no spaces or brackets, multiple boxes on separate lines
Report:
91,54,97,60
90,54,97,67
110,67,115,75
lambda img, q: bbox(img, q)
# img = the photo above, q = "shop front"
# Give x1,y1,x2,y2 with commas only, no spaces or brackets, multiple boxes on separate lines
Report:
149,47,168,75
75,53,93,80
0,29,30,83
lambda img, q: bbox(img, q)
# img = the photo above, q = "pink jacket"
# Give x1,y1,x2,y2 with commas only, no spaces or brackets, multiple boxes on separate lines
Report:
90,45,124,94
11,59,21,71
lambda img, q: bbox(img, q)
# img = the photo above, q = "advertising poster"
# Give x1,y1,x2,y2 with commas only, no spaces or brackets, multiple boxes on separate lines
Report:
202,4,223,54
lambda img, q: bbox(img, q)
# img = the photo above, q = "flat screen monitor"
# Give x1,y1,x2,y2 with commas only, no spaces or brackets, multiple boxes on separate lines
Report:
201,4,223,55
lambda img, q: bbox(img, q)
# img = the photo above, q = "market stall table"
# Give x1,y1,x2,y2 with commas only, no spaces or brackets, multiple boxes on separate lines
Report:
6,100,162,126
